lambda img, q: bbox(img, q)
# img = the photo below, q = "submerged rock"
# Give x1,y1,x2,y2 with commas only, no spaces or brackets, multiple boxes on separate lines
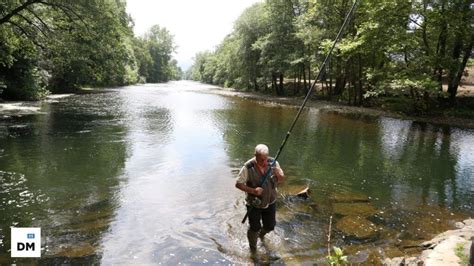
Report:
333,202,377,217
55,243,96,258
281,184,311,197
335,216,379,241
404,213,456,240
383,247,405,258
329,192,370,203
382,256,406,266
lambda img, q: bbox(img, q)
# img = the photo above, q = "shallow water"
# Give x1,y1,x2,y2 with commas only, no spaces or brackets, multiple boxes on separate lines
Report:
0,81,473,264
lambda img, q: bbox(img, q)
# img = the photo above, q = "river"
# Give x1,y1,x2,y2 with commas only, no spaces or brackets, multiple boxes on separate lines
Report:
0,81,473,264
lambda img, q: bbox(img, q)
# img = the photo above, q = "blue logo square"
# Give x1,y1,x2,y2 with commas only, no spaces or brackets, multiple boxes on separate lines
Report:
27,233,35,239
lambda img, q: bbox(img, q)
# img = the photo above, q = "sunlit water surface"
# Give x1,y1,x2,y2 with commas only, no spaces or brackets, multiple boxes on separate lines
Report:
0,81,473,264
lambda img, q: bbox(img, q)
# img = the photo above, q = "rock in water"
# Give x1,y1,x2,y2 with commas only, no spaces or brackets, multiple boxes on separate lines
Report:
295,186,310,199
332,202,377,217
385,218,474,265
329,192,370,203
335,216,379,241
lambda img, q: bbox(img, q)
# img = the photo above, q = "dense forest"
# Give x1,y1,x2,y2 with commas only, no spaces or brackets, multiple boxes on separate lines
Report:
188,0,473,114
0,0,182,100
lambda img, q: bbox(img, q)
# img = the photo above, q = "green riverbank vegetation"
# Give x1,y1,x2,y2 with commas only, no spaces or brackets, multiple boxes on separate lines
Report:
187,0,474,118
0,0,182,101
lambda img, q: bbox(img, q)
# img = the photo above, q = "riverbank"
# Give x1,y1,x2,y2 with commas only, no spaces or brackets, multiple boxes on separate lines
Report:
195,84,474,130
0,94,73,116
3,83,473,129
383,219,474,265
0,93,83,116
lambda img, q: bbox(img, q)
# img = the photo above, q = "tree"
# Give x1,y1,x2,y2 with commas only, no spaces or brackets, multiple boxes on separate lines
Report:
142,25,176,83
189,0,473,108
0,0,86,98
0,0,180,100
0,0,140,98
233,3,269,91
46,0,139,91
253,0,302,95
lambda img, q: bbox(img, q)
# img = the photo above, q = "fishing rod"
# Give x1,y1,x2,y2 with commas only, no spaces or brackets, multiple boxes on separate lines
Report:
242,0,359,224
273,0,359,162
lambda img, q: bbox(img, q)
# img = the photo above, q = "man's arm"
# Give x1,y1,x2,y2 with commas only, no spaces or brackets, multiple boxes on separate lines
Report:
273,162,285,184
235,182,263,196
235,166,263,196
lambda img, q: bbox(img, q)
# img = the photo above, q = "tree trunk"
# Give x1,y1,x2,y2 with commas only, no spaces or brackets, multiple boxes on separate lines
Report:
447,0,473,104
448,37,473,104
358,54,363,106
297,67,302,95
320,71,324,97
308,64,311,88
303,64,307,94
278,73,284,96
348,83,353,105
271,73,277,92
334,59,347,96
293,72,297,96
352,61,356,105
329,57,333,99
347,59,353,105
435,0,447,91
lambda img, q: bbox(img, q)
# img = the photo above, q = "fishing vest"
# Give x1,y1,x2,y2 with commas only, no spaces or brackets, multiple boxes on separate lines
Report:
245,157,278,209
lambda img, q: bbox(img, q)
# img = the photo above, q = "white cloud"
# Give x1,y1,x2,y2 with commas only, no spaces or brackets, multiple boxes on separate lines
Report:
126,0,262,70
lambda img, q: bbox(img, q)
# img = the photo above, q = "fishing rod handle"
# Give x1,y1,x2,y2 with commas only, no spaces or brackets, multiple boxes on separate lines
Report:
241,211,248,224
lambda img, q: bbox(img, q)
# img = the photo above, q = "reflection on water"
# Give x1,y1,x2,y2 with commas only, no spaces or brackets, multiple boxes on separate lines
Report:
0,91,127,264
0,81,473,264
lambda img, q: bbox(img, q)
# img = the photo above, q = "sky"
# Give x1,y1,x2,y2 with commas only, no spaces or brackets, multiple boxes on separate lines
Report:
126,0,263,71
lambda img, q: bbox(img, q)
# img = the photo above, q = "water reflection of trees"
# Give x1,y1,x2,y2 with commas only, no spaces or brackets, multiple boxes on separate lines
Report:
206,99,473,262
394,123,458,208
0,93,129,263
217,102,472,215
215,99,297,165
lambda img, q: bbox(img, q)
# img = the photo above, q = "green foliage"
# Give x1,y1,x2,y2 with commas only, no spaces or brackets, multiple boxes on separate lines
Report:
2,62,50,100
467,58,474,68
46,0,140,91
139,25,176,83
0,0,178,100
0,28,48,100
0,27,19,68
454,242,469,265
189,0,473,110
326,246,348,266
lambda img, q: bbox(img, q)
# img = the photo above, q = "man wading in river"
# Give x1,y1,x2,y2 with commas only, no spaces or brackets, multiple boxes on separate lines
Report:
235,144,285,253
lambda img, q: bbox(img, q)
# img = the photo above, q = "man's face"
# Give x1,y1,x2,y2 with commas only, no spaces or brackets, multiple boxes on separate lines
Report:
255,153,268,167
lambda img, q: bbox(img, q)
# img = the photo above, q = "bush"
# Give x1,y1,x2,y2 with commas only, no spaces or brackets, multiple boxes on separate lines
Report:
1,61,50,101
327,246,348,266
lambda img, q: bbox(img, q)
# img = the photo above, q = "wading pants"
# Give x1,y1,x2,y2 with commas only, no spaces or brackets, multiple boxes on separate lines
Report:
246,203,276,251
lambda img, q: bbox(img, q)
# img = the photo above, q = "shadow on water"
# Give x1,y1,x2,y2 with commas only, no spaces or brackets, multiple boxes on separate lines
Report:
0,92,128,264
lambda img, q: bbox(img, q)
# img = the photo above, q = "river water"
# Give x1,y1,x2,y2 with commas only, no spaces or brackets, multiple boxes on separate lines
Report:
0,81,473,264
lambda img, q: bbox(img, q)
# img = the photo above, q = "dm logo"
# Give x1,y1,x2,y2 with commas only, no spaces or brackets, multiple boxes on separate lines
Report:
11,227,41,258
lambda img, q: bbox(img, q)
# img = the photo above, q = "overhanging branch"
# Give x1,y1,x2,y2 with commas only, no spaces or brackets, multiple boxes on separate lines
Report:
0,0,40,25
6,20,46,49
26,7,51,33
